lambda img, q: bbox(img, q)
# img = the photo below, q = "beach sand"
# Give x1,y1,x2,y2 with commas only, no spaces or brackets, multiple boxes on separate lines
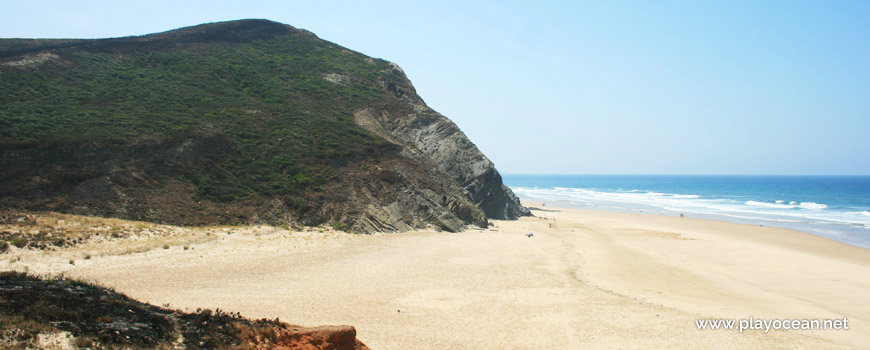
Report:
4,203,868,349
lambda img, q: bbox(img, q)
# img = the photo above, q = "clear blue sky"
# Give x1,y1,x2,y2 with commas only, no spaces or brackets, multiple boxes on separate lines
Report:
3,1,869,175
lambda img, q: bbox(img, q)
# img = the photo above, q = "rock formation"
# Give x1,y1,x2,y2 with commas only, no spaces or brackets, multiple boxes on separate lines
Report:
353,64,530,220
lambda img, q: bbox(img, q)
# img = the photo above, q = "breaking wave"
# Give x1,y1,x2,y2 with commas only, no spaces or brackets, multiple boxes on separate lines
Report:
799,202,827,210
744,200,827,210
510,186,868,230
504,175,870,248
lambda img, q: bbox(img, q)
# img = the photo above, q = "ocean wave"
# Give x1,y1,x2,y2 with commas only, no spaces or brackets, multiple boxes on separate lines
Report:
745,200,796,209
510,187,867,227
744,200,828,210
799,202,827,210
509,184,870,248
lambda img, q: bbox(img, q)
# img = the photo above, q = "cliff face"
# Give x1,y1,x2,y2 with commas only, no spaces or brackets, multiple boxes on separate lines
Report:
353,66,529,220
0,19,527,232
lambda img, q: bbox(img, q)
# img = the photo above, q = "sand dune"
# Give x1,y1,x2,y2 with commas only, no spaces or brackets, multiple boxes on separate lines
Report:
4,204,868,349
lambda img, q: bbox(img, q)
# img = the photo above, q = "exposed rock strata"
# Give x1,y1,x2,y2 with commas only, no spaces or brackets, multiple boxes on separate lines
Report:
353,68,530,220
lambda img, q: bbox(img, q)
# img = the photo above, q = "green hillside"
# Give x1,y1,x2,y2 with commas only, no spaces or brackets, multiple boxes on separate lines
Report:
1,20,403,203
0,19,528,231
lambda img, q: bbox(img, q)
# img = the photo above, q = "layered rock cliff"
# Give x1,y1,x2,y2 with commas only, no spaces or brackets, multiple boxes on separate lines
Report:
354,65,529,220
0,19,528,232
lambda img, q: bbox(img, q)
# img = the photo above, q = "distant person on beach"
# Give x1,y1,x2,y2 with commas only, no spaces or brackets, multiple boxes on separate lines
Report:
680,213,684,218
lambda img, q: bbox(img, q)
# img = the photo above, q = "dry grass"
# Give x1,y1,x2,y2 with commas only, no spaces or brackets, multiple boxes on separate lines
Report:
0,211,357,276
0,211,215,273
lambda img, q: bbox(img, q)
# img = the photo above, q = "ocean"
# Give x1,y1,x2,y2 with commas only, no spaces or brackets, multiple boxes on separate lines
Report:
503,175,870,248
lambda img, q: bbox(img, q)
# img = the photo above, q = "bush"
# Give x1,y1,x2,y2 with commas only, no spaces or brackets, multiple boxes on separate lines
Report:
285,197,309,212
10,238,26,248
293,173,309,185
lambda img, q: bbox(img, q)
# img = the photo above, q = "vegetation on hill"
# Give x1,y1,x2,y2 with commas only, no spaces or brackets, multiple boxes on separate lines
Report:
0,19,496,231
1,20,401,203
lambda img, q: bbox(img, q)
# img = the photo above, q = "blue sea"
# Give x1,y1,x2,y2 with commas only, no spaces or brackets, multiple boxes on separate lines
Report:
504,175,870,248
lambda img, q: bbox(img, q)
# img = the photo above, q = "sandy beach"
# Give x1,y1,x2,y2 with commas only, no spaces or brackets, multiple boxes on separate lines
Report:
4,203,868,349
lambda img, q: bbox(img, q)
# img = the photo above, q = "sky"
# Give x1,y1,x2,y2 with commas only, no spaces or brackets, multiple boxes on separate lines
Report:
3,1,869,175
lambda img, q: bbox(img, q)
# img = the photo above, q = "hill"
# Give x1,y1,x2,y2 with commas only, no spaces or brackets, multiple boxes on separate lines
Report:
0,19,529,232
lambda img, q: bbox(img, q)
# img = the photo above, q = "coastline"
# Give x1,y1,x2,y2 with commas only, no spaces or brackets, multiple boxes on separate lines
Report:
506,175,870,249
529,198,870,250
3,205,868,349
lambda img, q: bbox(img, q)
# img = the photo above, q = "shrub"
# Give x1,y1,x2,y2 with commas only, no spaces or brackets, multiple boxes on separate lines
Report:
10,238,26,248
293,173,309,185
331,222,345,231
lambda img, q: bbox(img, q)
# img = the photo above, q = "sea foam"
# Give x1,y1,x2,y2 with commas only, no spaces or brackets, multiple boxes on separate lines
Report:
745,200,796,209
505,175,870,248
511,187,867,232
744,200,828,210
800,202,827,210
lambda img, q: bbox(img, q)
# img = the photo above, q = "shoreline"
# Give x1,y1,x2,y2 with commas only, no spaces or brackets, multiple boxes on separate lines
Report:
522,200,870,259
518,196,870,249
3,206,869,349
